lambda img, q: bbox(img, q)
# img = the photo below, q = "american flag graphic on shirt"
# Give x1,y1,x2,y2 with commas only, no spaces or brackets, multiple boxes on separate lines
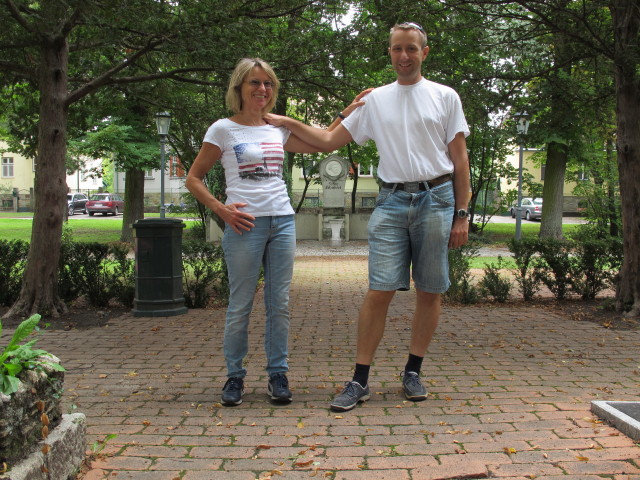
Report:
234,142,284,180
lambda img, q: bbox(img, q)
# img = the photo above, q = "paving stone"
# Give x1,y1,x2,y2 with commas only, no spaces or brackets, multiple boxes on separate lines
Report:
2,253,638,480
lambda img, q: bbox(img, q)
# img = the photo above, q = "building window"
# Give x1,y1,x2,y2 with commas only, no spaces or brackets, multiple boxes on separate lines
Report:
357,164,377,177
540,164,545,181
145,169,154,178
2,157,14,178
170,156,185,178
578,165,589,181
301,160,319,178
302,197,319,207
361,196,376,208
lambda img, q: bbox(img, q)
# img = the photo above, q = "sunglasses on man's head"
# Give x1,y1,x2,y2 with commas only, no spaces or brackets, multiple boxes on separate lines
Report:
399,22,425,33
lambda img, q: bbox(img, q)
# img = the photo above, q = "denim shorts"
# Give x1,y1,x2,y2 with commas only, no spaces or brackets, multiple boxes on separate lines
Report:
368,181,455,293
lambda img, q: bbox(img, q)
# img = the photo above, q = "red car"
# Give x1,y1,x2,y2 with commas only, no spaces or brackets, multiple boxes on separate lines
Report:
86,193,125,216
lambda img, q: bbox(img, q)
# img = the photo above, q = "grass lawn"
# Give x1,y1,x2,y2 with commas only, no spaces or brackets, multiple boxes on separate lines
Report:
0,215,197,243
478,222,582,244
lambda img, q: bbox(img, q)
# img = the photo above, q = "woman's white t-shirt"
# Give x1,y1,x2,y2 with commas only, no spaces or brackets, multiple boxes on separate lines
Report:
203,119,294,217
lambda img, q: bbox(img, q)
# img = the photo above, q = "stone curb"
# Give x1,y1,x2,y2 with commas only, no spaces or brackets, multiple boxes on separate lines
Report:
0,413,86,480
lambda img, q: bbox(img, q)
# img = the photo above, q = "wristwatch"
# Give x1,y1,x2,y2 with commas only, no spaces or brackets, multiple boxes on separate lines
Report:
455,208,468,218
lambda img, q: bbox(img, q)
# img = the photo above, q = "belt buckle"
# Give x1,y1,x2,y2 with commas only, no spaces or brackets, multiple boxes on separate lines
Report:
404,181,420,193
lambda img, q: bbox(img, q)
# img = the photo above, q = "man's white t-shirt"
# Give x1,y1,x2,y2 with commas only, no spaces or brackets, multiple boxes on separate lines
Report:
203,119,294,217
342,78,470,183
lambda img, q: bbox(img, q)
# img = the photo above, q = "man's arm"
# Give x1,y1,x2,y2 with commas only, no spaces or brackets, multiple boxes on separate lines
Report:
448,132,471,249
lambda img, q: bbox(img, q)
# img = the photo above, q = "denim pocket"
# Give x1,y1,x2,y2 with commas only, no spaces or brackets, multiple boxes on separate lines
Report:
375,189,392,207
430,184,455,208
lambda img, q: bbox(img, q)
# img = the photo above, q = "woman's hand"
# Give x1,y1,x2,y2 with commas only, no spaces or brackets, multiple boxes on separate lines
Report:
263,113,288,127
217,203,256,234
340,87,374,118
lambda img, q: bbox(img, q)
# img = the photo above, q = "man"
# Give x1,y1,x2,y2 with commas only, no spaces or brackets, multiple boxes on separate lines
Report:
265,22,471,411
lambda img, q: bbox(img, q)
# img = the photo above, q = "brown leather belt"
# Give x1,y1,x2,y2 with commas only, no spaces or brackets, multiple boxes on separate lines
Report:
381,173,452,193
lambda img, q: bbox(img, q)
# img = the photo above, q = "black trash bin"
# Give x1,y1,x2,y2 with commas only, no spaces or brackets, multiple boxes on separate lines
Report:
132,218,188,317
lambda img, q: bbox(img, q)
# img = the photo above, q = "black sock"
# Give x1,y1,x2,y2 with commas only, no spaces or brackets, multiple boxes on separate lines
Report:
405,354,423,375
352,363,370,387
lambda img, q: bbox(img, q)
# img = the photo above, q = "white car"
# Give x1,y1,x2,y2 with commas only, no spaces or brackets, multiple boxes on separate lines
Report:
510,197,543,220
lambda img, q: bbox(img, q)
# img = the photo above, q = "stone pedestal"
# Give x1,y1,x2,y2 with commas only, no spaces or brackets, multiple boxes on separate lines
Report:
0,414,86,480
319,155,348,243
0,360,63,466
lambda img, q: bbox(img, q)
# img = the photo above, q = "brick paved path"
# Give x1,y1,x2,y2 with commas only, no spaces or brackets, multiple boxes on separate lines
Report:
22,256,640,479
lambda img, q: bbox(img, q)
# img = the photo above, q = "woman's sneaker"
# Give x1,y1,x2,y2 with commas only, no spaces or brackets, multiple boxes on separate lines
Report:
401,371,428,401
330,381,370,411
268,373,293,403
221,377,244,406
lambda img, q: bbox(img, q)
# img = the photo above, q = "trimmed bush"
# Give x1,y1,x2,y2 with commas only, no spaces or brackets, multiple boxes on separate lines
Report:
182,240,229,308
0,240,29,307
509,237,541,301
479,257,512,303
445,241,480,304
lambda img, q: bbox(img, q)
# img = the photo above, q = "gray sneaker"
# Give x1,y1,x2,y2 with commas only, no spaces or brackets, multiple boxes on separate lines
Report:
330,381,370,412
402,371,428,401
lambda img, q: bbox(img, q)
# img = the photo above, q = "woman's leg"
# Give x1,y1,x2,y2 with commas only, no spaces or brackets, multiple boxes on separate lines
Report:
261,215,296,376
222,219,270,378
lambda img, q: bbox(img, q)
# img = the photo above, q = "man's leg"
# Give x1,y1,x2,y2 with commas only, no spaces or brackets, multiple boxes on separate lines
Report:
355,289,396,365
402,290,441,401
330,288,394,412
409,290,441,356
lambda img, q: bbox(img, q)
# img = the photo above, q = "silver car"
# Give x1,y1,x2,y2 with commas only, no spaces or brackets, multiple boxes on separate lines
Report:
510,197,543,220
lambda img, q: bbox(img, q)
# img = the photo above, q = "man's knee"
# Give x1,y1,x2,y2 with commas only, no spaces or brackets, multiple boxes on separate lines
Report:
364,289,395,306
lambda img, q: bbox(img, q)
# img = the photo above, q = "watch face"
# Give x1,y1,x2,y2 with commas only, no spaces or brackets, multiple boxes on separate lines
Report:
325,160,343,177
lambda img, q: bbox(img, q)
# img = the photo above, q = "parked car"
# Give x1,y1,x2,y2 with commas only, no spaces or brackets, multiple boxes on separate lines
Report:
67,193,88,216
86,193,125,216
510,197,543,220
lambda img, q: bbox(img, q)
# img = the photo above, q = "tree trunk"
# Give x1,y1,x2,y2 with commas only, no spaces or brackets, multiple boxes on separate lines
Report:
539,141,567,239
539,26,572,240
611,0,640,316
3,37,69,319
121,169,145,243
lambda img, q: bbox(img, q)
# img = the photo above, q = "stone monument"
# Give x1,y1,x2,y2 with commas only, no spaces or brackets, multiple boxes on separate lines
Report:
319,155,349,244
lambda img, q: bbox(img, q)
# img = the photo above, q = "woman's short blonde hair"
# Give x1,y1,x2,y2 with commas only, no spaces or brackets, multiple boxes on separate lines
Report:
225,58,280,114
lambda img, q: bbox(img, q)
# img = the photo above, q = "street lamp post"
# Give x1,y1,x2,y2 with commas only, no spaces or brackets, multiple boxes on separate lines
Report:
155,112,171,218
514,112,530,241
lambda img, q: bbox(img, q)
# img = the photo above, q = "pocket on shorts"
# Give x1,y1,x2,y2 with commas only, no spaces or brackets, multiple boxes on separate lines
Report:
375,189,392,207
430,184,455,208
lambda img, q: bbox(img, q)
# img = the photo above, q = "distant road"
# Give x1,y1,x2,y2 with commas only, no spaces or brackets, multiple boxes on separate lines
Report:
476,214,587,224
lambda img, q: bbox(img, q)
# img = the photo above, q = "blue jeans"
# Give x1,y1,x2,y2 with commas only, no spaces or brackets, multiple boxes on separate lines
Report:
221,215,295,378
368,181,455,293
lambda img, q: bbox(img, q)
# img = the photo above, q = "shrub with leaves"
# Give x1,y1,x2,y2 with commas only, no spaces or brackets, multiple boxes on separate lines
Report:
182,240,229,308
109,242,135,307
0,240,29,307
479,257,512,303
534,238,573,300
445,241,480,304
0,314,65,396
58,226,83,302
569,236,624,300
509,237,541,301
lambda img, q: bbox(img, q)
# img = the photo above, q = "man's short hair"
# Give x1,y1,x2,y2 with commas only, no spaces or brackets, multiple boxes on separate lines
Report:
390,22,428,48
226,58,280,114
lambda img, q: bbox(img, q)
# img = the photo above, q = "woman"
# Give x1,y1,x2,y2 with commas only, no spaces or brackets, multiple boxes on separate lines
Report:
186,58,366,406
